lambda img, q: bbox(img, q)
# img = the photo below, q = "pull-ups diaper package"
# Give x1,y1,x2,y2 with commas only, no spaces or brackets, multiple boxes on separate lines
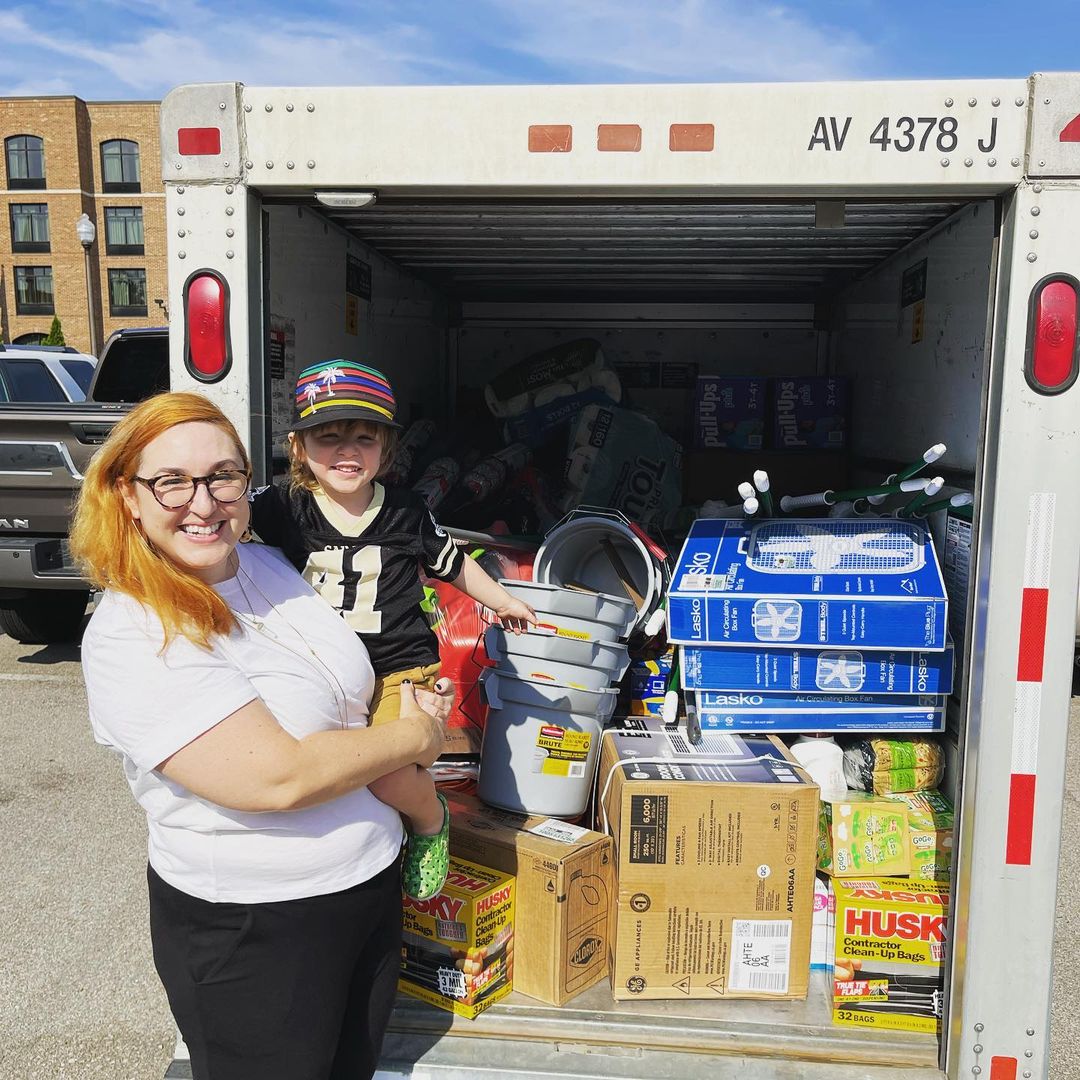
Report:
667,519,948,650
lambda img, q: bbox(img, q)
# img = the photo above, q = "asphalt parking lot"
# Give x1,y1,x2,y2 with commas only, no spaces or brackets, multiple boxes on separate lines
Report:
2,627,1078,1080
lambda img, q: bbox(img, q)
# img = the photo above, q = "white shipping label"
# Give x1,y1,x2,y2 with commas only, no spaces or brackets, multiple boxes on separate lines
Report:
528,818,590,844
728,919,792,994
436,966,467,999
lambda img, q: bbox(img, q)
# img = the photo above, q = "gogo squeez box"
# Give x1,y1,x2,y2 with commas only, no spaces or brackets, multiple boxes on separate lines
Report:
667,518,948,650
599,718,819,1001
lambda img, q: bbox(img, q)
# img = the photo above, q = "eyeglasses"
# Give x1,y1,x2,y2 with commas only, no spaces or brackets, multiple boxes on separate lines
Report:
132,469,251,509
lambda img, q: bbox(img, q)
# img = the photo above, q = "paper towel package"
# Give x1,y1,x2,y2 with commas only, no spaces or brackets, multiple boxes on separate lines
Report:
692,690,947,733
667,518,948,650
680,641,954,695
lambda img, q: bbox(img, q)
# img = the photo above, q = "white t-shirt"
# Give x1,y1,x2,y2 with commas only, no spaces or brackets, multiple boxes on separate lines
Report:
81,541,404,904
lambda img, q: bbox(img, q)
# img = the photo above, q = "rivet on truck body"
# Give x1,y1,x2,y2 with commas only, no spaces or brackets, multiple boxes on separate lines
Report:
175,162,182,169
1011,157,1020,166
307,160,316,168
178,251,186,259
245,160,253,169
226,207,234,216
1031,206,1041,215
972,1069,982,1076
1030,229,1039,239
1039,159,1046,166
1028,253,1038,262
974,1024,985,1033
226,250,234,259
968,97,977,106
964,158,973,167
177,186,185,194
226,228,234,237
176,207,185,216
1016,97,1025,106
244,104,252,113
1033,184,1043,192
265,104,273,112
1044,98,1051,104
973,1045,984,1054
992,97,1000,106
307,103,315,112
266,161,274,169
177,229,186,237
988,158,997,166
1027,1029,1036,1037
287,161,295,169
1025,1050,1034,1058
225,185,234,194
945,97,954,107
941,158,950,167
219,102,226,110
286,104,294,112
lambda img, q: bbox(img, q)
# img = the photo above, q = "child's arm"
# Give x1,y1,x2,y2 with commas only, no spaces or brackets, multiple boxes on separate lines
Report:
452,559,537,634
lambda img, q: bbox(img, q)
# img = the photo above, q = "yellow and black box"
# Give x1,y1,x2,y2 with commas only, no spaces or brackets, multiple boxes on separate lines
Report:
399,856,515,1020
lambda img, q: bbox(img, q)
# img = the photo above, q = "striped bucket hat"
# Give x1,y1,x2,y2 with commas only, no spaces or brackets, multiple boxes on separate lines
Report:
291,359,401,431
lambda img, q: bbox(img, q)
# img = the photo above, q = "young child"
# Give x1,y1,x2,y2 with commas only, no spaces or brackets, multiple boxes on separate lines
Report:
250,359,536,900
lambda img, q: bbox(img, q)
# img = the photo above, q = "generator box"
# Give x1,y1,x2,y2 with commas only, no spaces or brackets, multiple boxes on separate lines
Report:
399,857,515,1020
667,518,949,650
599,718,819,1001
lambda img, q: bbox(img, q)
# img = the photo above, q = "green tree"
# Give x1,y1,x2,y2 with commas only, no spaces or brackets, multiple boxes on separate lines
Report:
42,316,65,346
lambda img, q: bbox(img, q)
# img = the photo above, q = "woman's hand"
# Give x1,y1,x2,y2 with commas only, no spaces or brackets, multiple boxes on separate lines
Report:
398,679,451,768
493,597,538,636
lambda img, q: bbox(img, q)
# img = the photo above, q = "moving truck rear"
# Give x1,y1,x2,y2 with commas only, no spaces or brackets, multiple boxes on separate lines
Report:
158,74,1080,1080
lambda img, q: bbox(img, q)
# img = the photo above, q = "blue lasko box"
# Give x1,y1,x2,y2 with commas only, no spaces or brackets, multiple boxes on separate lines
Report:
691,690,947,733
667,518,948,650
680,641,954,695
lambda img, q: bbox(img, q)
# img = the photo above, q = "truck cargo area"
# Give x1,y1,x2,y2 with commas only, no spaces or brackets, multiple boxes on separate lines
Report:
240,188,1000,1077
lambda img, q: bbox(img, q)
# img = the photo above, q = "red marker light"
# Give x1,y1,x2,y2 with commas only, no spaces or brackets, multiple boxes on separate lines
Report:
184,270,232,382
177,127,222,155
1026,275,1079,394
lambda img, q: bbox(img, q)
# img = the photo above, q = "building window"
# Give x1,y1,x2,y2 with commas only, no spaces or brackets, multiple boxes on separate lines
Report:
13,332,48,345
104,206,144,255
108,268,148,316
14,266,55,315
5,135,46,189
101,139,141,193
9,204,50,253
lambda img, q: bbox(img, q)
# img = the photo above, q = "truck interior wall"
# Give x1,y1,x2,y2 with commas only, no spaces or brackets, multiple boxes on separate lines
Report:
832,200,995,478
265,204,449,433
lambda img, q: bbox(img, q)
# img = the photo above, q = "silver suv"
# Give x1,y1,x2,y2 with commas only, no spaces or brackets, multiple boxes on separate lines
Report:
0,344,98,403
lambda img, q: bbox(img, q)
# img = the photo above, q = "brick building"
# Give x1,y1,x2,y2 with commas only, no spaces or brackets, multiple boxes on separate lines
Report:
0,96,166,354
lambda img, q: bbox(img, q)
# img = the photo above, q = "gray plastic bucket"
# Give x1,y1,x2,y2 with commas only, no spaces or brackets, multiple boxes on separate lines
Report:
478,669,612,817
533,511,664,635
484,625,630,691
498,579,637,641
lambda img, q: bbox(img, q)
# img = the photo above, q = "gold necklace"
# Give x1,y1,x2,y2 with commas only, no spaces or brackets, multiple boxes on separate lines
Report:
230,552,351,730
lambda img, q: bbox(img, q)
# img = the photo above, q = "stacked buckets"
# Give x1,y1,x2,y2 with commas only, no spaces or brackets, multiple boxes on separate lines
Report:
478,510,665,819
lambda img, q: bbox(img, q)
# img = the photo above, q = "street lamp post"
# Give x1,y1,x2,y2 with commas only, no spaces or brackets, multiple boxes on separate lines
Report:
75,213,98,357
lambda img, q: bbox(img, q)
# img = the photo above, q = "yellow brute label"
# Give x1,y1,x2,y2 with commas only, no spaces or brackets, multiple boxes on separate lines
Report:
536,725,591,776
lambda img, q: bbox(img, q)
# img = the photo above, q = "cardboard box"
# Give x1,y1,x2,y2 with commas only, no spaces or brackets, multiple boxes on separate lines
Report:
399,857,515,1019
681,642,955,695
772,375,849,450
599,718,819,1000
667,518,949,650
692,690,947,734
690,376,767,450
818,794,911,878
883,790,955,882
831,878,949,1033
447,794,613,1005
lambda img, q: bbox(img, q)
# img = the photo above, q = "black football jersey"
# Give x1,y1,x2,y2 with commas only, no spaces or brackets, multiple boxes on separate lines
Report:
249,481,465,676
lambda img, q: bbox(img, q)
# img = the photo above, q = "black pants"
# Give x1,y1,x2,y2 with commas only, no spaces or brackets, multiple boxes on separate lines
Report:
148,856,403,1080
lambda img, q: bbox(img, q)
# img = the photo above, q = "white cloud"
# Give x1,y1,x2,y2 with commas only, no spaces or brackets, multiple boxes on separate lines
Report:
0,0,877,100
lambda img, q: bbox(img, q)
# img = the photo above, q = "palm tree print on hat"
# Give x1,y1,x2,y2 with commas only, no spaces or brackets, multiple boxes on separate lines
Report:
321,366,345,396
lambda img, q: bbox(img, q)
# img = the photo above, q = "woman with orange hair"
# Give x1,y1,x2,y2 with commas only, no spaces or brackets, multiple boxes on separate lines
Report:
71,391,451,1080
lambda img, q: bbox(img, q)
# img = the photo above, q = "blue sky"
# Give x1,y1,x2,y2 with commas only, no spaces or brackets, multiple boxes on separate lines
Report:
0,0,1076,99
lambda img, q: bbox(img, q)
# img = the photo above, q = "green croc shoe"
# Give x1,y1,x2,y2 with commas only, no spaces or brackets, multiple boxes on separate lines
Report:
402,793,450,901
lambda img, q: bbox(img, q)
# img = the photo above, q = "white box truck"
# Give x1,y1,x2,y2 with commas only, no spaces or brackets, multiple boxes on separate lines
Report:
159,75,1080,1080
